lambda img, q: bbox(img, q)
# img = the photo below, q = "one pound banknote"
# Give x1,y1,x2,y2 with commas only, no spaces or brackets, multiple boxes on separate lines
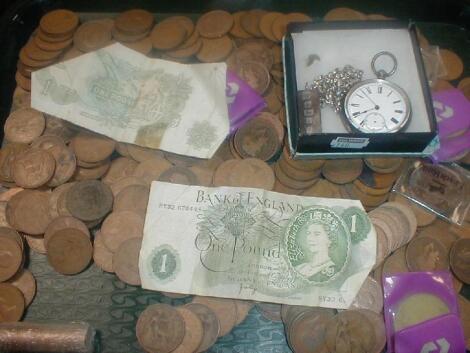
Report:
31,43,229,159
140,182,377,309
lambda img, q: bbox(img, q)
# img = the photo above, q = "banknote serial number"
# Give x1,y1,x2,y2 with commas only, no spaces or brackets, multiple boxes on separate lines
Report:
319,295,346,304
159,203,203,212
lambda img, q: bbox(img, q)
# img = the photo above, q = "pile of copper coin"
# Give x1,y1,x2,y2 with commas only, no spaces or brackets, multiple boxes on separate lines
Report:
1,6,469,353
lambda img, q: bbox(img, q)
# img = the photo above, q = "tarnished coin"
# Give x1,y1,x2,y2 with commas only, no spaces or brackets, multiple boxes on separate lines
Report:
353,179,391,196
382,246,409,275
227,42,274,72
6,190,52,235
440,49,464,81
93,230,114,273
113,237,142,286
458,77,470,100
271,13,312,41
46,228,92,275
259,12,283,41
324,7,367,21
382,202,417,243
71,132,116,163
390,193,436,227
302,179,342,198
44,216,90,247
110,176,148,197
42,115,77,143
151,19,187,50
113,185,150,216
166,38,203,59
173,307,204,353
7,269,36,307
450,238,470,284
196,36,233,63
4,108,45,144
349,276,384,314
73,20,113,52
0,283,25,322
136,303,186,353
34,33,73,52
11,87,31,110
282,147,325,171
358,166,401,190
364,158,402,174
231,159,275,190
257,303,282,321
159,166,199,185
72,162,111,181
0,188,24,203
325,310,376,353
240,9,266,37
102,157,138,185
115,9,154,35
49,182,76,218
322,159,363,185
127,145,164,162
133,156,172,185
24,234,47,254
23,40,62,61
192,296,238,337
101,210,144,253
357,309,386,353
15,71,32,92
289,308,335,353
234,119,280,161
234,60,270,95
274,163,319,190
185,303,221,352
11,148,55,188
0,234,23,282
39,9,79,36
196,10,234,38
229,12,252,39
234,300,254,325
123,36,153,55
65,180,113,221
347,183,389,208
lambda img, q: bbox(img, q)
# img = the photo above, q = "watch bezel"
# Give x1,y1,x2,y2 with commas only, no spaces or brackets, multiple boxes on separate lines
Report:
343,78,412,133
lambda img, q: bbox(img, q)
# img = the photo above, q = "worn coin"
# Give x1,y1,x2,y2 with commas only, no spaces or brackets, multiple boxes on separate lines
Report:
92,230,114,273
382,246,409,275
136,303,186,353
192,296,238,337
127,145,164,162
113,185,149,216
324,7,367,21
302,179,342,198
274,162,318,190
158,166,199,185
133,156,172,185
72,162,111,181
234,60,270,95
196,36,233,63
101,210,144,253
4,108,45,144
185,303,221,352
71,132,116,163
24,234,47,254
234,119,280,161
450,238,470,284
440,48,464,81
44,216,90,247
229,11,252,39
7,269,36,307
357,309,386,353
240,9,266,37
73,20,113,52
173,307,204,353
102,157,138,185
39,9,79,36
0,234,23,282
259,12,283,41
110,176,148,197
390,193,436,227
364,158,402,174
196,10,234,38
49,182,76,218
0,283,25,322
65,180,113,221
11,148,55,188
322,159,363,185
234,300,254,325
151,19,187,50
23,40,62,61
231,159,275,190
114,9,154,35
46,228,92,275
349,276,384,314
113,237,142,286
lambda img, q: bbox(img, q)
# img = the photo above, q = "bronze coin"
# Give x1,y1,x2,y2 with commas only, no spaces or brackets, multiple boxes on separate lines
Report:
11,148,55,189
24,234,47,254
133,156,172,185
72,162,111,181
110,176,148,197
212,159,238,187
114,9,154,35
234,300,254,325
0,283,25,322
164,152,200,167
390,193,436,227
289,308,335,353
281,147,324,171
256,303,282,321
123,36,153,55
34,33,73,52
440,49,464,81
44,216,90,247
226,159,275,190
227,43,274,72
325,310,376,353
7,269,36,307
229,11,252,39
321,159,363,185
364,158,403,174
240,9,266,38
73,20,113,52
112,27,146,43
101,210,144,253
234,118,280,161
102,157,138,185
302,179,342,198
259,12,283,41
43,115,77,143
40,9,79,36
349,276,384,314
0,234,23,282
275,162,319,190
357,309,386,353
4,108,45,144
185,303,221,352
450,238,470,284
234,60,270,95
136,303,186,353
71,132,115,164
93,230,114,273
46,228,92,275
192,296,238,337
271,13,311,42
127,145,165,162
196,10,234,39
113,237,142,286
0,143,29,183
6,190,52,235
158,166,199,185
324,7,367,21
11,87,31,110
357,165,400,190
23,39,62,61
173,307,204,353
37,27,74,43
113,185,149,216
65,180,113,221
382,246,409,276
15,71,32,91
150,19,187,50
353,179,391,196
49,182,76,218
196,36,233,63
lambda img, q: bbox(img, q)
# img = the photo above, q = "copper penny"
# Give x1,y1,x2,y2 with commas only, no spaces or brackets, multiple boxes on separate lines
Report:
19,47,54,68
72,162,111,181
110,176,148,197
34,34,72,52
234,60,270,95
136,303,186,353
4,108,45,144
349,276,384,314
0,202,10,228
185,303,220,352
0,188,24,203
127,145,164,162
7,269,36,307
11,148,55,188
259,12,283,41
357,165,400,189
49,182,76,218
381,202,417,243
158,166,199,185
274,179,303,195
24,234,47,254
150,19,187,50
0,144,29,183
0,283,25,322
357,309,386,353
11,87,31,110
325,310,376,353
282,148,324,171
256,303,282,321
65,180,113,221
42,115,77,143
37,27,74,43
71,132,115,163
196,10,234,39
93,230,114,273
234,300,254,325
102,157,138,185
113,185,149,217
6,190,52,235
440,49,464,81
458,77,470,100
196,36,233,63
240,9,266,38
324,7,367,21
191,296,238,337
382,246,409,275
40,9,79,36
231,158,276,189
17,61,36,78
278,159,321,182
302,179,342,198
271,13,312,42
364,158,403,174
113,237,142,286
322,159,363,185
234,118,280,161
73,20,113,52
450,238,470,284
164,152,200,168
390,193,436,227
112,27,147,43
170,307,204,353
46,228,92,275
115,142,131,157
44,216,90,247
115,9,154,35
227,43,274,72
101,210,144,253
62,46,84,61
0,234,23,282
15,71,31,91
353,179,391,196
229,12,252,39
133,157,172,185
212,159,238,187
23,40,62,61
123,36,153,55
289,308,335,353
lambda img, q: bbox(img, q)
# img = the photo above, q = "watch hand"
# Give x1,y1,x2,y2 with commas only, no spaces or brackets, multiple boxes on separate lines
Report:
361,90,380,109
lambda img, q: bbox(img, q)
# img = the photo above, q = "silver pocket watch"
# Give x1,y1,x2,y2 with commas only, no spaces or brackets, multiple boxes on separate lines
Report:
343,51,411,133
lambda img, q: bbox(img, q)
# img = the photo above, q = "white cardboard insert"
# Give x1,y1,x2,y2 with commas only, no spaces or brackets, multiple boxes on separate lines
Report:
291,28,431,133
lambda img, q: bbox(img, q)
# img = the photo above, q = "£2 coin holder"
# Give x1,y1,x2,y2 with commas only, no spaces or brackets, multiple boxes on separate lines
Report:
283,20,438,158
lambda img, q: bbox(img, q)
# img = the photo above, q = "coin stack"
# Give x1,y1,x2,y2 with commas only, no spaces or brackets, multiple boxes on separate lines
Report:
2,6,470,352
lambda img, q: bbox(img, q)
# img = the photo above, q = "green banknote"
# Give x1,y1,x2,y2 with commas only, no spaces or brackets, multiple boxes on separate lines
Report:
31,43,229,159
140,182,376,309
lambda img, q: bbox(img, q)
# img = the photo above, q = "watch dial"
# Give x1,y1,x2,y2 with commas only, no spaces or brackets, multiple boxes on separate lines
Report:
345,80,410,133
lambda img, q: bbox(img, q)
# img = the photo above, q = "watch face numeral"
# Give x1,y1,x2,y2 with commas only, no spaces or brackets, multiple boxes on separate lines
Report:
378,86,383,94
387,91,393,97
393,100,401,104
366,87,372,94
356,94,364,99
352,111,361,116
391,117,399,124
351,103,359,107
395,110,403,114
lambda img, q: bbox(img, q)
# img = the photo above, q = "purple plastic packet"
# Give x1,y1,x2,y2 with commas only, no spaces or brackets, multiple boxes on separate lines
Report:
383,271,466,353
226,70,266,133
431,129,470,163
